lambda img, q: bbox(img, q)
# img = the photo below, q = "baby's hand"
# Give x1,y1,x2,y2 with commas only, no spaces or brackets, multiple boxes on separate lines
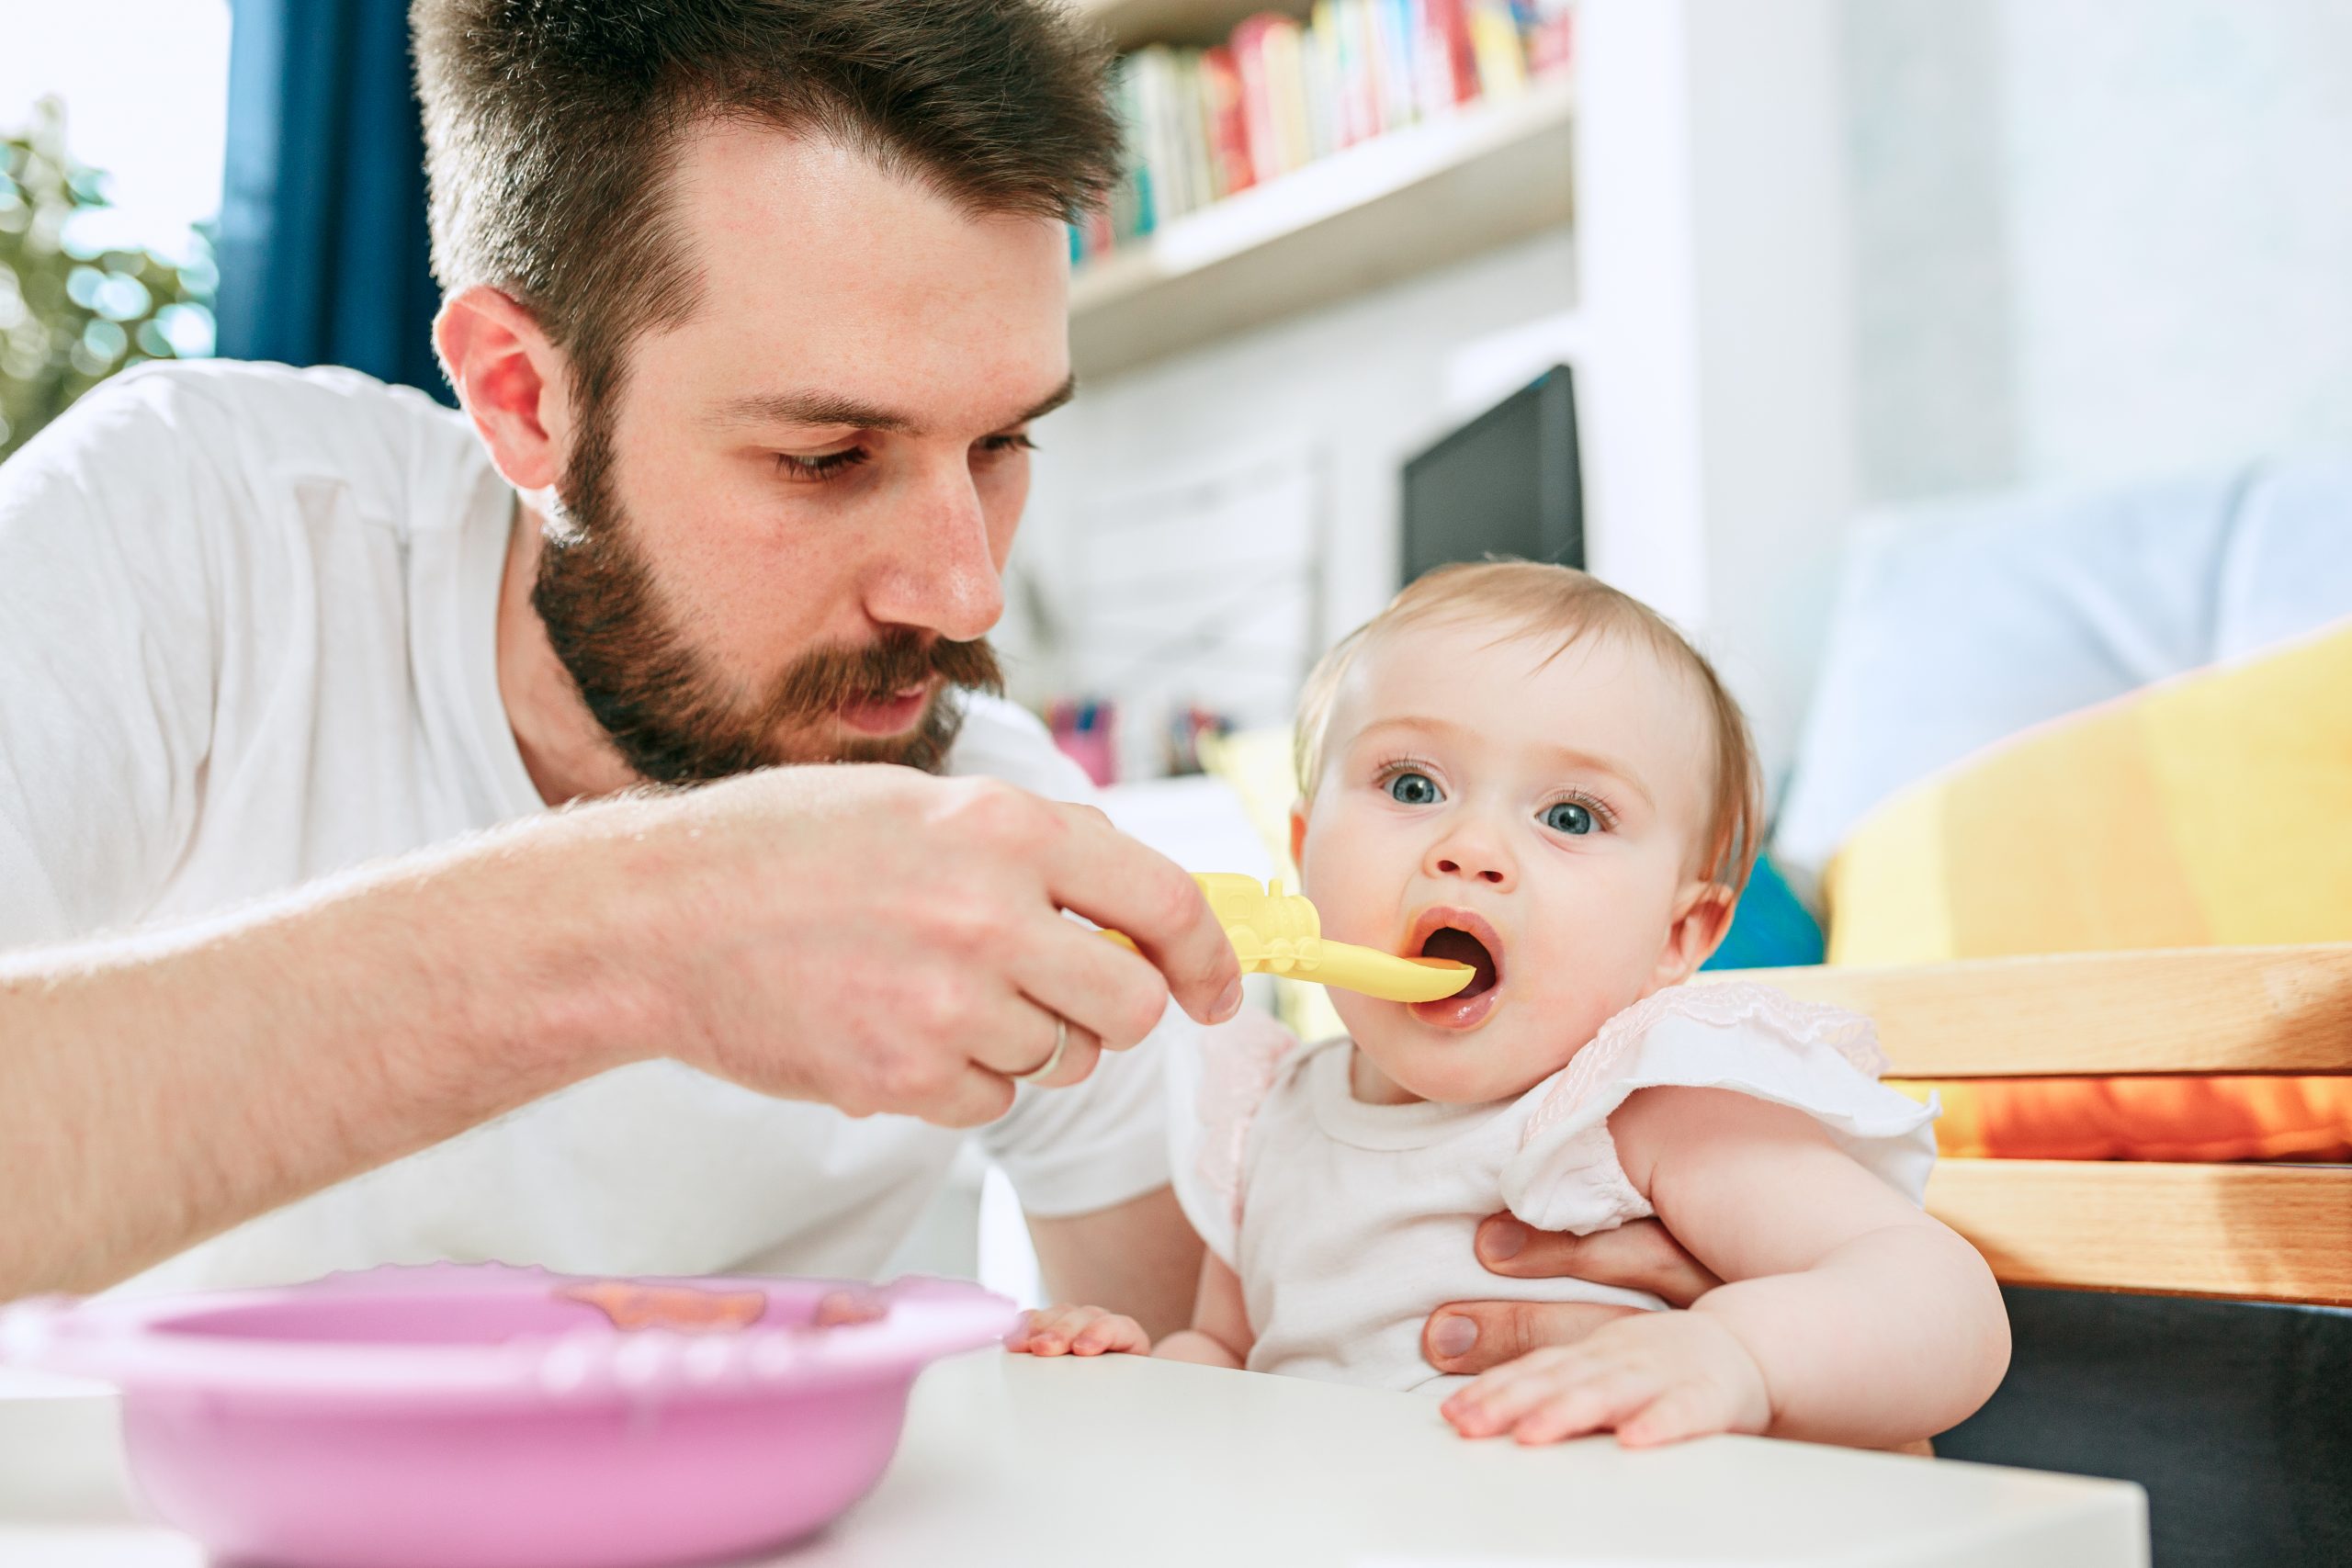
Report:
1006,1303,1152,1358
1441,1310,1770,1448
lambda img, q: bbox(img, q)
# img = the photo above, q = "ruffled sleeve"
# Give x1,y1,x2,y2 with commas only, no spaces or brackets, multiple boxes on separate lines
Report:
1498,981,1939,1236
1166,1007,1301,1268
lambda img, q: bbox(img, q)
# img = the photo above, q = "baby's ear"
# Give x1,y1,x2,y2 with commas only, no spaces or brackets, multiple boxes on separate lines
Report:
1653,881,1737,989
1287,804,1309,875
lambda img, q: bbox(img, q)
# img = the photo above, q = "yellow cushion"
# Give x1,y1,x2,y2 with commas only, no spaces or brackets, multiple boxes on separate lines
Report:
1826,618,2352,1161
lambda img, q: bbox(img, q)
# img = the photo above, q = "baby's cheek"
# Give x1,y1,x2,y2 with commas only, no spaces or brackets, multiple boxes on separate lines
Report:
1324,987,1391,1051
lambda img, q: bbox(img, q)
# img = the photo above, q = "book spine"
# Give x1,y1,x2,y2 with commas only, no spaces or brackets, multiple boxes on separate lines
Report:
1261,17,1313,175
1114,55,1156,239
1177,52,1216,209
1422,0,1482,107
1524,0,1574,80
1464,0,1530,98
1374,0,1419,130
1204,45,1256,197
1230,16,1287,183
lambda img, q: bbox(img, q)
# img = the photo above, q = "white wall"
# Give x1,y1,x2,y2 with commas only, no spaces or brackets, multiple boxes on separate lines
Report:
1570,0,1860,788
1844,0,2352,503
1005,225,1577,712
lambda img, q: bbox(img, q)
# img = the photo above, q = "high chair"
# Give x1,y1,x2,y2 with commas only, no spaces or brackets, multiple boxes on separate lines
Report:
1716,942,2352,1305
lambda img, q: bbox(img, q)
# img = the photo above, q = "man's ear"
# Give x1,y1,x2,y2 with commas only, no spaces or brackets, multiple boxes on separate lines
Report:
1645,880,1737,996
434,284,574,496
1288,803,1309,879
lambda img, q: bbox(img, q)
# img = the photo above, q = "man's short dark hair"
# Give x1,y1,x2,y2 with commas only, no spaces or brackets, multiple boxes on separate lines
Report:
411,0,1117,402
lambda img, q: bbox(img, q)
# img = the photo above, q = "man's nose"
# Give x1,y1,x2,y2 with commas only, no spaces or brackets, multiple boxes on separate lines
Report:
1426,811,1516,890
864,464,1004,642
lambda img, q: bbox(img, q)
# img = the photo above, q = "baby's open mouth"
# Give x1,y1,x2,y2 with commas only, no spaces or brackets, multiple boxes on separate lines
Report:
1418,927,1500,999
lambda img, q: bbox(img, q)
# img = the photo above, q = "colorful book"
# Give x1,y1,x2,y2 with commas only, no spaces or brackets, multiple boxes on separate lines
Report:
1203,45,1256,197
1076,0,1546,263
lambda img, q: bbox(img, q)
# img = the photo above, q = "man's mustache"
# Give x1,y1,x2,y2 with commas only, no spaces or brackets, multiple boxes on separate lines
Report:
763,632,1004,724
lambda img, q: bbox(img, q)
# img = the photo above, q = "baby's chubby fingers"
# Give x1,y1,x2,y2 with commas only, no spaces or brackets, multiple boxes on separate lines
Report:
1442,1347,1660,1443
1006,1303,1151,1357
1614,1383,1741,1449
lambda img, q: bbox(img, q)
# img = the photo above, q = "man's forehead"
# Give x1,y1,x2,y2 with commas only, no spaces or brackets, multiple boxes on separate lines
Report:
645,118,1072,432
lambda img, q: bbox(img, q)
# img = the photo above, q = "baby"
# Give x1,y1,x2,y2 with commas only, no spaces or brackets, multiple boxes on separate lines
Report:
1012,562,2010,1450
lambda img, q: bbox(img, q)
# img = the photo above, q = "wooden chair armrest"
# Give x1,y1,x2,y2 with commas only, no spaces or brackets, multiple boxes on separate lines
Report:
1927,1159,2352,1305
1709,943,2352,1077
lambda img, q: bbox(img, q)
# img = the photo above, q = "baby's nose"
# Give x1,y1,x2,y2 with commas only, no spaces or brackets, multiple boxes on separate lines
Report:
1435,854,1508,886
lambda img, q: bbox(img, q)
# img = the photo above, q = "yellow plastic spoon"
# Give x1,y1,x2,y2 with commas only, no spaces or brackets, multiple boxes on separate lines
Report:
1102,873,1476,1004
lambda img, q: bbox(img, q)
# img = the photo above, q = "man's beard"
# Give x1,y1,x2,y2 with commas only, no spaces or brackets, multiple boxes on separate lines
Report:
530,402,1004,786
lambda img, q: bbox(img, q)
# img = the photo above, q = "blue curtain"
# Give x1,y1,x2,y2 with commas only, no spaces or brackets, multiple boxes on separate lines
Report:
211,0,448,402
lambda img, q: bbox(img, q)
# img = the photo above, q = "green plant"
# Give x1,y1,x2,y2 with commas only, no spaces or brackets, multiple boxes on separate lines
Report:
0,96,216,462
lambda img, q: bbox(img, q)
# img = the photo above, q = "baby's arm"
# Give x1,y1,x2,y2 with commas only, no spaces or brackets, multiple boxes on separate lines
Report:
1011,1253,1254,1370
1446,1088,2008,1449
1153,1252,1252,1368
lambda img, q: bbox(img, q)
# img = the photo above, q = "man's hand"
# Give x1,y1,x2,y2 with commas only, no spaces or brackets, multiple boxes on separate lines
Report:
1421,1214,1724,1377
577,765,1243,1128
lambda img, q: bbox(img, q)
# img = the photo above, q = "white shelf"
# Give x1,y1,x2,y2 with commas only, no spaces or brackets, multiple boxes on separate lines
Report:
1069,78,1575,380
1073,0,1312,52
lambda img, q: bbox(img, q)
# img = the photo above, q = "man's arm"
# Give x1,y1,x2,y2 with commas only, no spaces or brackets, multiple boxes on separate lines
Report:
4,833,624,1296
2,768,1242,1300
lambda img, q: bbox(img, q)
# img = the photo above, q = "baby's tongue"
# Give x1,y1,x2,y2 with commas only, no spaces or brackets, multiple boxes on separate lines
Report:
1419,928,1497,998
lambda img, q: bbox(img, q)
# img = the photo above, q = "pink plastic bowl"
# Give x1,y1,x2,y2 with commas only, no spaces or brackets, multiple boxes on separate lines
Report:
0,1263,1017,1568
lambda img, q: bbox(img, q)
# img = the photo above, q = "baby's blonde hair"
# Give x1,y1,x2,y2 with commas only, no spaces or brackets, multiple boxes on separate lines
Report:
1294,561,1763,899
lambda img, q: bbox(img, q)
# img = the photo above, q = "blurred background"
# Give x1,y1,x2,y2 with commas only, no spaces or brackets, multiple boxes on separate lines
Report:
6,5,2347,1562
8,0,2346,877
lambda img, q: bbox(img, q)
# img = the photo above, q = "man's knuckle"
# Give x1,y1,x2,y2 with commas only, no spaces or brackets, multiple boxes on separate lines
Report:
872,1043,947,1103
920,891,1000,958
1148,864,1203,935
907,976,972,1042
956,779,1046,849
1114,986,1170,1047
1503,1303,1550,1357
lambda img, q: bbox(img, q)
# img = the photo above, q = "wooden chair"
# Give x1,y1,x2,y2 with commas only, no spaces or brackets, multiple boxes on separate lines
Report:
1718,942,2352,1306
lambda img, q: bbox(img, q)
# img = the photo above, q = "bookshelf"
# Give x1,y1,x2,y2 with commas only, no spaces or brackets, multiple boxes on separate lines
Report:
1069,76,1574,378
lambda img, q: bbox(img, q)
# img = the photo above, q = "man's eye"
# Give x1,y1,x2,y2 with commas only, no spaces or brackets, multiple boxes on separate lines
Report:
976,432,1037,461
1543,800,1595,835
776,447,868,482
1387,771,1442,807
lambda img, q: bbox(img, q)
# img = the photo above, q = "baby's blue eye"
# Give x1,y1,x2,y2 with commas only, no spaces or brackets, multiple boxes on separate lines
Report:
1544,801,1595,835
1387,771,1442,807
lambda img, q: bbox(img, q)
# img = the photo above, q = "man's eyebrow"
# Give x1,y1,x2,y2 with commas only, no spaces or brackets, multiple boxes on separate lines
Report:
1354,715,1656,809
714,374,1077,435
1015,375,1079,424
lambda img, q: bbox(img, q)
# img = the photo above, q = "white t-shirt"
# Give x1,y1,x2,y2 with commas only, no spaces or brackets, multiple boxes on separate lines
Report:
0,360,1176,1292
1172,983,1938,1394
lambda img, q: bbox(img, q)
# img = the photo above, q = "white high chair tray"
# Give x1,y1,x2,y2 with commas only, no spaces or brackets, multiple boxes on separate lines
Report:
0,1351,2147,1567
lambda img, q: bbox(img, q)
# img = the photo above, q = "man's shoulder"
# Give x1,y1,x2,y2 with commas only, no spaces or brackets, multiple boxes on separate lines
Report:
55,360,485,534
77,358,453,438
945,693,1098,806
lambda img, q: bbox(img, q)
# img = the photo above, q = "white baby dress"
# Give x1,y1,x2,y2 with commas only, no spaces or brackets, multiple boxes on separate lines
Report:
1168,981,1940,1394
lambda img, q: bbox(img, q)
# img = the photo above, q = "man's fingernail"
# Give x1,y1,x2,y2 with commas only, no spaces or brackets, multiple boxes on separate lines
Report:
1431,1314,1478,1359
1483,1219,1529,1262
1214,979,1243,1022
